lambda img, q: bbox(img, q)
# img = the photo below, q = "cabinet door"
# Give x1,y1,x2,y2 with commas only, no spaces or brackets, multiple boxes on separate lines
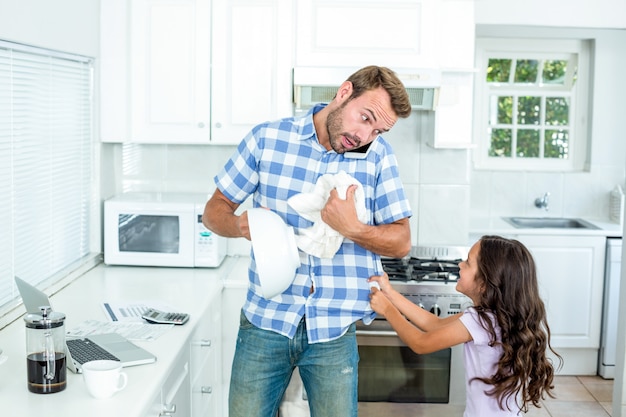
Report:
130,0,211,143
515,235,606,348
211,0,293,144
162,356,191,417
190,294,222,417
429,71,475,149
295,0,439,68
100,0,130,142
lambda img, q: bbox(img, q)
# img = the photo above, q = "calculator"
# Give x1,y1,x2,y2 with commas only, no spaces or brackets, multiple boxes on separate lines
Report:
141,308,190,325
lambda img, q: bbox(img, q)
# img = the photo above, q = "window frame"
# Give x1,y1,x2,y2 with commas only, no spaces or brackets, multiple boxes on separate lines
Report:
472,38,591,171
0,40,99,327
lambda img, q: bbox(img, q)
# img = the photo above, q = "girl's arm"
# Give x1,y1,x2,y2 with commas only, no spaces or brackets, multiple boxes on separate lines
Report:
379,297,471,354
369,273,472,354
369,272,455,330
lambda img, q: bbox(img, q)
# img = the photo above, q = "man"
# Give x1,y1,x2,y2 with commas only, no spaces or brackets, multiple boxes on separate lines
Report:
203,65,413,417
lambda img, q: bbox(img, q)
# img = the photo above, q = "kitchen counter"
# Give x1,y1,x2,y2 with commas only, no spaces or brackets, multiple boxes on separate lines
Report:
0,256,240,416
469,216,623,238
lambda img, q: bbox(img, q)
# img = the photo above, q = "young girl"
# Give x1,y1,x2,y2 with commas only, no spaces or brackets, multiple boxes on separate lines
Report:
369,235,562,416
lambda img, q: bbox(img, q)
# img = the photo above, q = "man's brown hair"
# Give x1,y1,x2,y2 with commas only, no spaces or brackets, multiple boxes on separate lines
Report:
346,66,412,118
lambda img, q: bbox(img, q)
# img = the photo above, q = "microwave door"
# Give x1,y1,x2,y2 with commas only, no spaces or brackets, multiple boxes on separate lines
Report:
106,210,195,267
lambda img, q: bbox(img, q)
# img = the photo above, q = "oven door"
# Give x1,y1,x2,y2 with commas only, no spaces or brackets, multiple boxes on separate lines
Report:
356,326,465,405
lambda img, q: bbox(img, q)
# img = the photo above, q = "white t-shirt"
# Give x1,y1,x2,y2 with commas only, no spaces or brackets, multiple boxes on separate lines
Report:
458,308,520,417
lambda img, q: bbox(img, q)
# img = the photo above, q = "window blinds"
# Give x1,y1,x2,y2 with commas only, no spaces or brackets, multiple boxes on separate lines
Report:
0,41,94,313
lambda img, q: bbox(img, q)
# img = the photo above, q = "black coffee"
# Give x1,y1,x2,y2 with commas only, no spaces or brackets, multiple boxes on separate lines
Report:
27,352,67,394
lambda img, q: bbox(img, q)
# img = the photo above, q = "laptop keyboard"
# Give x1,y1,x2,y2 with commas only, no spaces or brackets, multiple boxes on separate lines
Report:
67,338,120,364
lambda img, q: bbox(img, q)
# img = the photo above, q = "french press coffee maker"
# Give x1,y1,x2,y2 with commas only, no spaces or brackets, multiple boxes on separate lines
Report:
24,306,67,394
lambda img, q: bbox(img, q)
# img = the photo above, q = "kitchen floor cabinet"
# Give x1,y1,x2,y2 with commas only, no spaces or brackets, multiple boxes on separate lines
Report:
143,295,222,417
144,345,191,417
220,257,249,416
190,293,223,417
513,234,606,374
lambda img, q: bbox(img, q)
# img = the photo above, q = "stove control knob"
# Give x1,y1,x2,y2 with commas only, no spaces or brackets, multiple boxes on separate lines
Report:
418,302,426,310
430,304,442,316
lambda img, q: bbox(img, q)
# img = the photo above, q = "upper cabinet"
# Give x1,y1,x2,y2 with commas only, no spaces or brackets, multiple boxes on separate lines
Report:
100,0,474,146
211,0,293,144
100,0,293,144
130,0,211,143
294,0,476,149
294,0,475,70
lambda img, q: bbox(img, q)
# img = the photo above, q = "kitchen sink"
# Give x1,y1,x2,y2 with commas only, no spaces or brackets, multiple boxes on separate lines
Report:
502,217,600,229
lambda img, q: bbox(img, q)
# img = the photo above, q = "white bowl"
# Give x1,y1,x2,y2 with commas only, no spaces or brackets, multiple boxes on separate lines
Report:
248,208,300,299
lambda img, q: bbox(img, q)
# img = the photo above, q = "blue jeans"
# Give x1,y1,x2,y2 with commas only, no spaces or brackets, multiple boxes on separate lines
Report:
229,311,358,417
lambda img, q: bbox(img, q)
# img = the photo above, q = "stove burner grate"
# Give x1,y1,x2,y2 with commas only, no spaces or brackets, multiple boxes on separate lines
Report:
381,256,461,283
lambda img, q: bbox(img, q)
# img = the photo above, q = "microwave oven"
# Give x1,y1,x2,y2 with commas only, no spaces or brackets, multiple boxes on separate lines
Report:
104,192,227,268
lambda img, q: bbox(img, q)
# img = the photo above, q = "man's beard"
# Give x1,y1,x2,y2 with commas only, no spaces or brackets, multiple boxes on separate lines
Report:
325,103,360,154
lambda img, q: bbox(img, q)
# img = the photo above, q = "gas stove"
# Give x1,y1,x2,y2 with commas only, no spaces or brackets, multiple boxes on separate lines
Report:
381,246,472,317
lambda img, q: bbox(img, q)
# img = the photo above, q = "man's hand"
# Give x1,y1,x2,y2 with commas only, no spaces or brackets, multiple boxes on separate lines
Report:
320,185,361,235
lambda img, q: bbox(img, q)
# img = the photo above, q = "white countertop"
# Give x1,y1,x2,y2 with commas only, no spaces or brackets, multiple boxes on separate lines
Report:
0,256,240,416
469,216,623,238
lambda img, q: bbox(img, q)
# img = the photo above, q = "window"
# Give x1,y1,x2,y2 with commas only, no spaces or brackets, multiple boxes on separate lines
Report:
473,38,591,171
0,41,97,323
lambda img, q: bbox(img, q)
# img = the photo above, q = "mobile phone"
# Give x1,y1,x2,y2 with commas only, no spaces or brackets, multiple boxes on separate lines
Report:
344,142,373,159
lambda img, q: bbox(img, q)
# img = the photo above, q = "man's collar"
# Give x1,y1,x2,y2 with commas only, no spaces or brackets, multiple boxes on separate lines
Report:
297,103,327,141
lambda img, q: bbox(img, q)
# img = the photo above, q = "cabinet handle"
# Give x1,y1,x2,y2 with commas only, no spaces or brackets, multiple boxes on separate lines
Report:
159,403,177,416
200,339,212,347
197,122,205,128
201,386,212,394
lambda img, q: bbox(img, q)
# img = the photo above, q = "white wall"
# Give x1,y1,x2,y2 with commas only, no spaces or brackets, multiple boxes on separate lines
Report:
473,4,626,416
470,26,626,221
0,0,100,57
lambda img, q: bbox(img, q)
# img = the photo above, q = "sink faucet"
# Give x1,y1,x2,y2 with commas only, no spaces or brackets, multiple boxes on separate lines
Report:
534,192,550,211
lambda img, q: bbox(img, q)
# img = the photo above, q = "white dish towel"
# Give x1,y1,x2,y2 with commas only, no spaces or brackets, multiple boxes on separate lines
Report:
287,171,367,258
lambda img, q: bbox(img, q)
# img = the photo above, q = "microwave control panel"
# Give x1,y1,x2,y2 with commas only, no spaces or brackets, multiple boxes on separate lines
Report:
194,213,226,267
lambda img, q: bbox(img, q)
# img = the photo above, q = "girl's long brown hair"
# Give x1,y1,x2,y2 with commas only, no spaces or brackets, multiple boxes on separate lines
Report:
472,235,563,412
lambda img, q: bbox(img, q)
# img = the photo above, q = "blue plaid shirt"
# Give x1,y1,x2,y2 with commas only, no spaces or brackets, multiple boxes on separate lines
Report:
214,104,412,343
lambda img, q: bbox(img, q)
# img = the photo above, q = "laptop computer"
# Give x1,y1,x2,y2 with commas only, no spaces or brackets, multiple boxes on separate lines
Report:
15,276,157,373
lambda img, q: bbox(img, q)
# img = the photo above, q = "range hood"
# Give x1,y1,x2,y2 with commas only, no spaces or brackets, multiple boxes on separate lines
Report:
293,67,441,112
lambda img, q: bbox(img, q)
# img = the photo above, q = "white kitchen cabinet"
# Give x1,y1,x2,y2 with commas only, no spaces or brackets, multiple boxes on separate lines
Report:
101,0,293,145
210,0,294,144
190,294,223,417
144,350,191,417
129,0,211,144
514,234,606,374
295,0,474,70
100,0,211,144
220,258,249,416
428,71,475,149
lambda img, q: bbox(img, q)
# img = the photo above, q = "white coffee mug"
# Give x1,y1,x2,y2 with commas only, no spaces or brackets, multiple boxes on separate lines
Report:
82,360,128,399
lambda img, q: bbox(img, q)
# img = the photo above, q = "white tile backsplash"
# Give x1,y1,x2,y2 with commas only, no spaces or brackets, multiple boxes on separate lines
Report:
526,172,563,216
105,111,475,250
417,184,470,246
383,115,421,185
489,171,528,216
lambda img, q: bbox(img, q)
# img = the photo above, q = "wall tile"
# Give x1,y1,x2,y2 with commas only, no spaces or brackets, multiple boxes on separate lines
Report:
489,171,528,217
526,173,563,216
384,115,421,184
417,185,470,246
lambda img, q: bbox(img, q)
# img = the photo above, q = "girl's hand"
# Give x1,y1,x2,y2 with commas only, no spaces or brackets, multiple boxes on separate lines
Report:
368,272,392,293
369,286,393,316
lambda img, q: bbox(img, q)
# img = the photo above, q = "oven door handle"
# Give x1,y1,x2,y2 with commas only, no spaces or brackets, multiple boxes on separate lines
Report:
356,330,398,337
